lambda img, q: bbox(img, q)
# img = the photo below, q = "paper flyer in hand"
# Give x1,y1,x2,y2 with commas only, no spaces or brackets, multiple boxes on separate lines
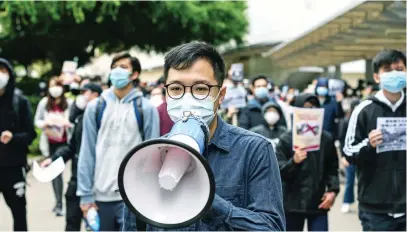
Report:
33,157,65,183
292,107,324,151
44,113,70,141
377,117,407,153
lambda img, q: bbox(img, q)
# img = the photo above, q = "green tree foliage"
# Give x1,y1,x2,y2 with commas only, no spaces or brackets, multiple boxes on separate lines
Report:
0,1,248,74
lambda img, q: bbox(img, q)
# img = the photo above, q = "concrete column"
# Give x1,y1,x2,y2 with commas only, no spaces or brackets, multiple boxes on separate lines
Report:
365,59,373,81
334,64,342,79
323,67,329,76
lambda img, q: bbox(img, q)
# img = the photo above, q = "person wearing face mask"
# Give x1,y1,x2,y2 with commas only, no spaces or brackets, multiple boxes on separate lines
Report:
239,75,288,130
250,102,286,149
34,76,73,217
40,83,101,231
149,86,165,107
77,53,159,231
275,93,339,231
122,41,285,231
343,49,406,231
0,58,36,231
315,77,345,137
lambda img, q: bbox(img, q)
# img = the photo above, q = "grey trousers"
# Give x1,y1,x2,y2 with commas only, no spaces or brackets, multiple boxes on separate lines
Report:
49,142,65,208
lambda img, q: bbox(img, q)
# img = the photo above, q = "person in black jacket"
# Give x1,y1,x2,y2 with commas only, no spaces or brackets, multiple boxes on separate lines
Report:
343,49,406,231
276,93,339,231
250,101,286,150
238,75,287,129
41,83,102,231
0,58,37,231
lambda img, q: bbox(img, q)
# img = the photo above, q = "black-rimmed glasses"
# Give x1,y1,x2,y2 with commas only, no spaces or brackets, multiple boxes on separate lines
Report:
164,83,221,100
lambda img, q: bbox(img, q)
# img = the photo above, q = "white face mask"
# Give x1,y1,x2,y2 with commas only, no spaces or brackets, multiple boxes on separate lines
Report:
150,95,164,107
167,92,220,125
0,72,10,89
49,86,63,98
264,111,280,126
75,94,88,110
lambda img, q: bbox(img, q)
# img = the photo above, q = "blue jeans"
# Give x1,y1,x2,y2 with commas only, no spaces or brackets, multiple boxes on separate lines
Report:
285,212,328,231
96,201,124,231
343,164,356,204
359,211,406,231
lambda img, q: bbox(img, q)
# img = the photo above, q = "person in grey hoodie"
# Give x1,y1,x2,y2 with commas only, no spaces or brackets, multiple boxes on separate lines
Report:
77,53,160,231
250,102,287,150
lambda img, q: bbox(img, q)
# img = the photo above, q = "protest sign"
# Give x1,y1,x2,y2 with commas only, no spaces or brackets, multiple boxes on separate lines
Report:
292,107,324,151
230,63,244,82
377,117,407,153
221,85,247,109
61,61,78,85
328,79,345,96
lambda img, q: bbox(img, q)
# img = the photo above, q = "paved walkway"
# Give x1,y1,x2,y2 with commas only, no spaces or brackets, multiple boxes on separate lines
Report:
0,161,361,231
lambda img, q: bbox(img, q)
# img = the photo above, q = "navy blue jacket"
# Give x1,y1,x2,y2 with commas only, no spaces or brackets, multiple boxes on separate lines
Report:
321,96,344,134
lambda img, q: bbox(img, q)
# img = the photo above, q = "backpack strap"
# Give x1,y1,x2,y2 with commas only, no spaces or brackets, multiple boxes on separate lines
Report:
95,96,144,140
133,97,144,140
95,97,107,131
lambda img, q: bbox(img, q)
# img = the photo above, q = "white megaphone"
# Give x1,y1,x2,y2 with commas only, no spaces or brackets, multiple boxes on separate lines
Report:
118,112,215,229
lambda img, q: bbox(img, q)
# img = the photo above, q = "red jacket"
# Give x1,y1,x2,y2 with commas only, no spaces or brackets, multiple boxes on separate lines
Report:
157,101,174,136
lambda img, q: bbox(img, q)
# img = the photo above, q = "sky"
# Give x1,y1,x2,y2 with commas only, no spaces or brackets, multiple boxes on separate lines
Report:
78,0,367,76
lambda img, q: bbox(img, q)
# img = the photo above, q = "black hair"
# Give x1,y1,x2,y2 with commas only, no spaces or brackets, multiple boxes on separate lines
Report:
111,53,142,75
92,75,102,82
251,74,268,86
373,49,406,73
164,41,225,85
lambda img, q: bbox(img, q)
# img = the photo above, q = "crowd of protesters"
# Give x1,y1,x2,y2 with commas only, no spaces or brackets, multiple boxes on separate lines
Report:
0,44,405,231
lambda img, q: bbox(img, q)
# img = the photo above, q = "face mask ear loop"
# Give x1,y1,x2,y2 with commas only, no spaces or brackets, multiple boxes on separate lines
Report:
211,89,222,116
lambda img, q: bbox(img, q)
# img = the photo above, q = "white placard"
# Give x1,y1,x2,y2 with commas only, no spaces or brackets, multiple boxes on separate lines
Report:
292,107,325,151
221,86,247,109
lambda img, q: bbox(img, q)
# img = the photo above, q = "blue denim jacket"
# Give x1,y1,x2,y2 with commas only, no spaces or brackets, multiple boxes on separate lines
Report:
122,116,285,231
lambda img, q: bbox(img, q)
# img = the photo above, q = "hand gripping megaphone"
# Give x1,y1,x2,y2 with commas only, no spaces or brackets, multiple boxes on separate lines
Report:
118,112,215,229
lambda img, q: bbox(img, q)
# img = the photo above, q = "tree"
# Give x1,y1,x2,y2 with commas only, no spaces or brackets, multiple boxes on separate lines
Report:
0,1,248,75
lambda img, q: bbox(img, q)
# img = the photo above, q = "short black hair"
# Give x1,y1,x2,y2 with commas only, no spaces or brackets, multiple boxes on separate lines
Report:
164,41,225,85
111,53,142,75
251,74,268,86
373,49,406,73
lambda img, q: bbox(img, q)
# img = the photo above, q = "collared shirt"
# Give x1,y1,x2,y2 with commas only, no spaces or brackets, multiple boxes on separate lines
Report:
122,116,285,231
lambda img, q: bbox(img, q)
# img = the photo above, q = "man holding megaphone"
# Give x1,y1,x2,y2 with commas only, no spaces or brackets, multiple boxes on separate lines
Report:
120,41,285,231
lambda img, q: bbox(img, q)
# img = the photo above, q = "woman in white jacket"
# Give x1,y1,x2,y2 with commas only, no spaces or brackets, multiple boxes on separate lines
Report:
34,77,73,216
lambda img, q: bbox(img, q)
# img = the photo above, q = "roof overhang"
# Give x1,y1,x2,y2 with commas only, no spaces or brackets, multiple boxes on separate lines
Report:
222,42,281,60
264,1,406,68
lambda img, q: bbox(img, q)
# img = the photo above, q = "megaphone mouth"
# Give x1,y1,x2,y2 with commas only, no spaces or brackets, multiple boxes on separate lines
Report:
118,138,215,229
